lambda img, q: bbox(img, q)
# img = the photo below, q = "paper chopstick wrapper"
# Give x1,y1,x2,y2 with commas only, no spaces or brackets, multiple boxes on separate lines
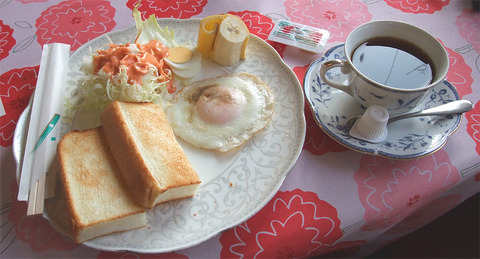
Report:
17,43,70,205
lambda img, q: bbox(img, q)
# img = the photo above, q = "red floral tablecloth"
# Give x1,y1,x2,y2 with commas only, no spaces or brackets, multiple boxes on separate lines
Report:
1,0,479,258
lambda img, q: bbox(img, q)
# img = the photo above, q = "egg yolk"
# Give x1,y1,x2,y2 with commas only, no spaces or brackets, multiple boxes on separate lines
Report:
196,85,247,125
168,47,193,63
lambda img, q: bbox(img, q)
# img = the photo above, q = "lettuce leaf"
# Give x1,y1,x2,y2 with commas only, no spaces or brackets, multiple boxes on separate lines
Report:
133,5,177,47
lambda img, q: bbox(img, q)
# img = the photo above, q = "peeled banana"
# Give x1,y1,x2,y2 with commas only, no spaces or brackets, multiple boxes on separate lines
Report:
197,14,249,66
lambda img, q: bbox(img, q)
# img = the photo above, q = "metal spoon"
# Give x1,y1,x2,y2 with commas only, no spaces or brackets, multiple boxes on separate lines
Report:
345,100,474,131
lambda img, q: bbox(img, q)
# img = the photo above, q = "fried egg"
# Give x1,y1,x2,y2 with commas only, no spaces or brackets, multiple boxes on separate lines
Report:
166,72,275,152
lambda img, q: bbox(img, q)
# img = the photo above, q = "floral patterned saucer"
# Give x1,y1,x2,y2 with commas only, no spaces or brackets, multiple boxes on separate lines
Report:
304,44,462,160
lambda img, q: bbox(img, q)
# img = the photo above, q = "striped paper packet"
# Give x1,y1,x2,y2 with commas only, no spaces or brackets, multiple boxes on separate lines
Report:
268,20,330,54
17,43,70,215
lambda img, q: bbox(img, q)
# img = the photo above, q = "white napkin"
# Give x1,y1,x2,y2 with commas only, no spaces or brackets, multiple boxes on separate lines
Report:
17,43,70,201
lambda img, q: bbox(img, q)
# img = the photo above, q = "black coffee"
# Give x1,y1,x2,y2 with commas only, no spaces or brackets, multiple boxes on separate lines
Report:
352,37,434,89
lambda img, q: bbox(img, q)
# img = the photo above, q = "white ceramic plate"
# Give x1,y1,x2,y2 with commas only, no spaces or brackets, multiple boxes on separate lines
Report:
304,44,461,160
13,18,306,252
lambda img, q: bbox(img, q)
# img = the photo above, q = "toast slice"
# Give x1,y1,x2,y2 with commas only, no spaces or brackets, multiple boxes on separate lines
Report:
53,127,146,243
101,101,201,209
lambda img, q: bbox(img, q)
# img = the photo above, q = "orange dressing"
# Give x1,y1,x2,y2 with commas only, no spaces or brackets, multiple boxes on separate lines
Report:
93,40,176,93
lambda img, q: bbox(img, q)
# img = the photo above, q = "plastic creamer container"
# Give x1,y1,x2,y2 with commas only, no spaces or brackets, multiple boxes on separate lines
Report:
267,20,330,53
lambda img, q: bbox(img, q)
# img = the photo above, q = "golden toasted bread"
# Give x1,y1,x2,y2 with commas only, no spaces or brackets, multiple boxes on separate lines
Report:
101,101,201,209
52,127,146,243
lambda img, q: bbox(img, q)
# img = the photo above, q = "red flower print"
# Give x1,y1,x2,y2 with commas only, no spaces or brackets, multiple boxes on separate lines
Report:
8,181,77,251
0,67,38,147
220,189,344,258
384,0,449,14
227,11,287,57
324,10,337,20
385,194,461,235
126,0,207,19
406,194,421,207
474,173,480,182
466,99,480,155
354,150,460,231
456,8,480,53
442,42,473,98
35,0,116,51
293,65,349,155
0,20,16,62
284,0,372,42
98,251,188,258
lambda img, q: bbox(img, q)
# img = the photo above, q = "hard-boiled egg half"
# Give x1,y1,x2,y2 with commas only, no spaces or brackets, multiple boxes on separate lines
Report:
164,46,202,78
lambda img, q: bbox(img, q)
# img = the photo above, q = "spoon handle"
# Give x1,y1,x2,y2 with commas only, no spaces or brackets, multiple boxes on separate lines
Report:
388,100,474,124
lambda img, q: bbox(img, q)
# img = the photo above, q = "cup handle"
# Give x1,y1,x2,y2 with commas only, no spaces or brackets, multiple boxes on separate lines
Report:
319,59,354,96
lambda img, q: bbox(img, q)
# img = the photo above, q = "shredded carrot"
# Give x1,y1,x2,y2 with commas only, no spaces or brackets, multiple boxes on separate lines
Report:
93,40,175,93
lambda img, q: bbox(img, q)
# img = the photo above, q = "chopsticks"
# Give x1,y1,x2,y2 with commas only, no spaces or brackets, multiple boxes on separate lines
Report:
17,43,70,216
26,160,58,215
27,175,46,215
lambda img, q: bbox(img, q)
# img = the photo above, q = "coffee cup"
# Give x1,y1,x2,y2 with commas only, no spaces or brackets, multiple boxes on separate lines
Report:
319,20,449,116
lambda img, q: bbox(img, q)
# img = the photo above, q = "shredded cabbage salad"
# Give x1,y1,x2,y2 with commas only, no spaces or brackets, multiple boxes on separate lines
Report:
74,6,178,113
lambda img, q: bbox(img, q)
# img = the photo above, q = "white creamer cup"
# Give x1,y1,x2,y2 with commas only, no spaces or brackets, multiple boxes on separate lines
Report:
349,105,389,143
320,20,449,116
